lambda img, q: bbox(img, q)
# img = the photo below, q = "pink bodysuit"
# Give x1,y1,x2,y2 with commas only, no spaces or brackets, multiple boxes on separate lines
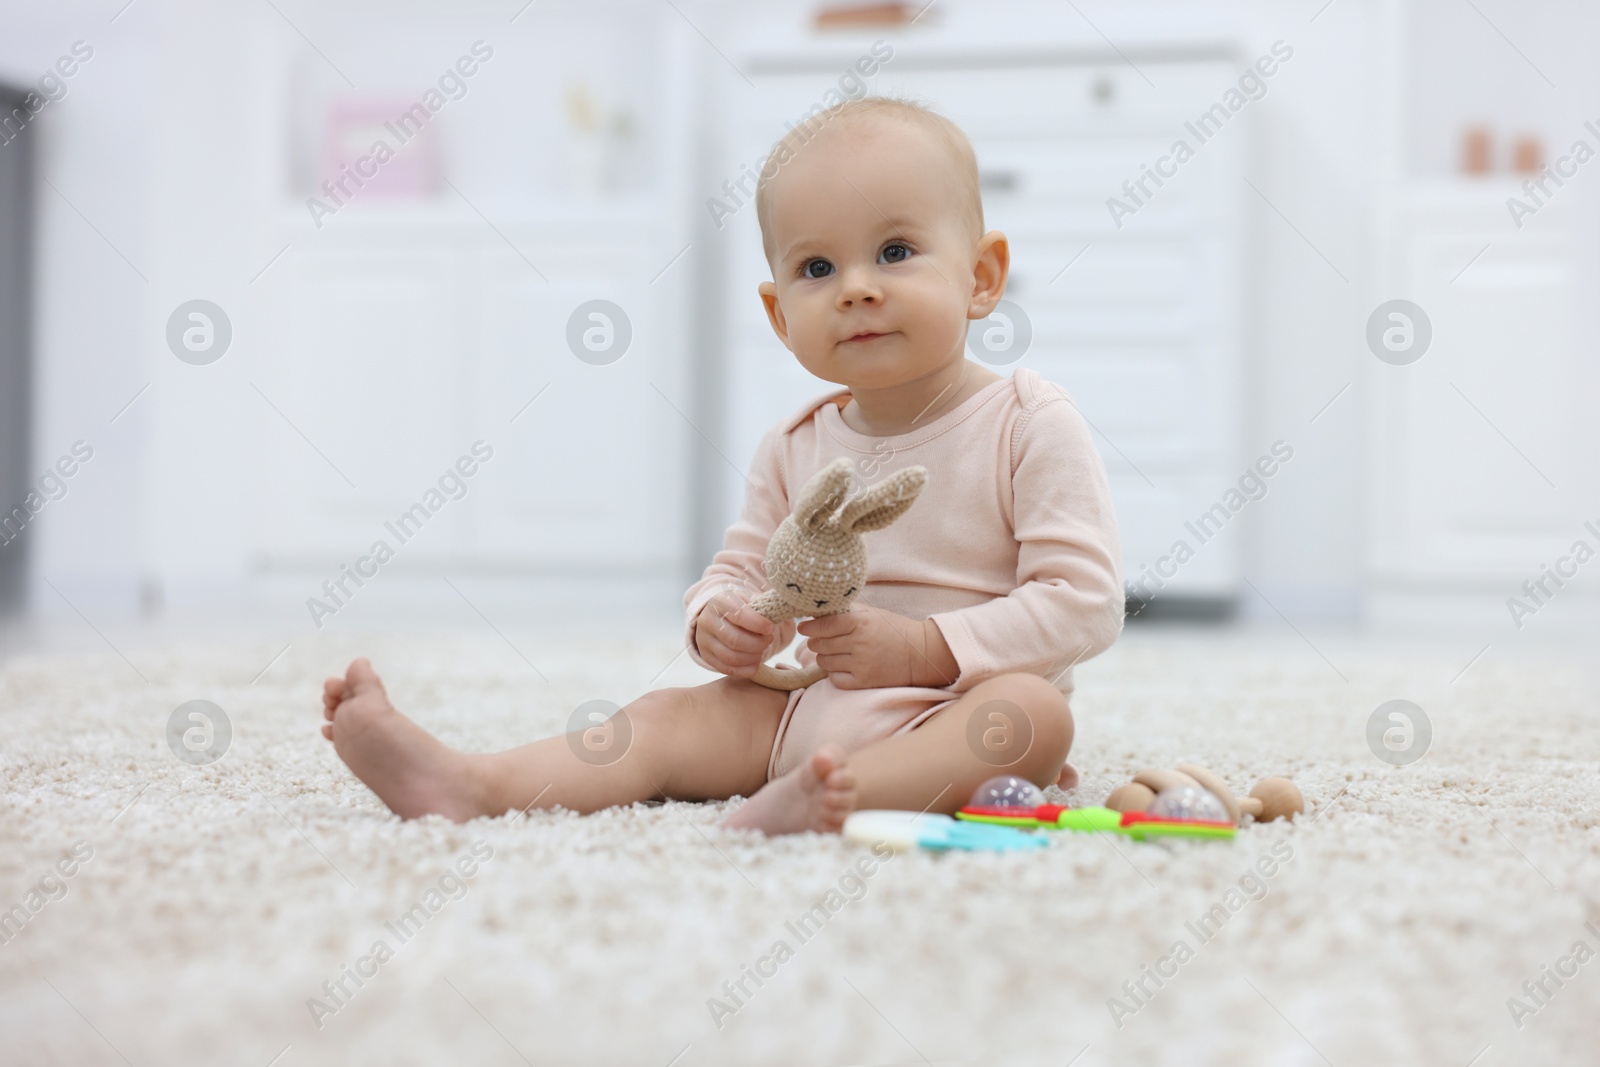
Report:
683,367,1125,781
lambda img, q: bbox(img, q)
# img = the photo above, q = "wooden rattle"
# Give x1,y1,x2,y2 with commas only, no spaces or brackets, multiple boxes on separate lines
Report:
1105,764,1304,825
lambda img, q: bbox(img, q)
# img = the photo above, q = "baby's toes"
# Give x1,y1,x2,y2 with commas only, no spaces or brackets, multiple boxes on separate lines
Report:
323,677,347,719
321,723,334,741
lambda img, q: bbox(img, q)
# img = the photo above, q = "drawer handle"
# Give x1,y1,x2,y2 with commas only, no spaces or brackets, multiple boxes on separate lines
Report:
980,170,1020,192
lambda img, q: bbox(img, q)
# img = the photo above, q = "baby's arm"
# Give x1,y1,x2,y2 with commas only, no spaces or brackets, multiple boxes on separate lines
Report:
912,619,960,686
926,390,1124,691
683,424,798,674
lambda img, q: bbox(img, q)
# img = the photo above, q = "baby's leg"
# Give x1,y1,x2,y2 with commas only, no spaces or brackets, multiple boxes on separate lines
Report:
726,673,1073,833
322,658,792,822
851,672,1075,812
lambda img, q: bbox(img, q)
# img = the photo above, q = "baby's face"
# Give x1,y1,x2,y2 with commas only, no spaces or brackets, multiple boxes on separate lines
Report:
758,119,1002,391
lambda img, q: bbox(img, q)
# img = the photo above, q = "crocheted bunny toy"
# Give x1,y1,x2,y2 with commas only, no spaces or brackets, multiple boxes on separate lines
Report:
746,456,929,691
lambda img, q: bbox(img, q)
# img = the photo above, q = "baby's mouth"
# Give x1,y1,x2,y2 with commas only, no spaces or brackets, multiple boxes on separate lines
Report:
842,330,892,344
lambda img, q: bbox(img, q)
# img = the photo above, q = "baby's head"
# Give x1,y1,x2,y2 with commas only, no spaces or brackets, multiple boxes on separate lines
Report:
754,98,1008,390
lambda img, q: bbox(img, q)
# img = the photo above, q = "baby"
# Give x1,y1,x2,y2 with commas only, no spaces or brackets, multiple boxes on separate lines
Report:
320,97,1125,834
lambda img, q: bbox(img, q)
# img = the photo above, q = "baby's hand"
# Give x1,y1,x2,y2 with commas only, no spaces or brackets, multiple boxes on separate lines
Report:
799,607,939,689
695,591,780,679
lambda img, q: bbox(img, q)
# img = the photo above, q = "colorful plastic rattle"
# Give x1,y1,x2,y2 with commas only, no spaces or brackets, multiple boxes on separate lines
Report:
955,775,1236,840
1105,766,1304,825
842,810,1047,852
956,802,1235,840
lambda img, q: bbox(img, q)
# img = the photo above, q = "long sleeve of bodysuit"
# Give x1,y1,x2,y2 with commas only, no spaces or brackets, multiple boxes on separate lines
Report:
924,392,1124,694
682,424,800,674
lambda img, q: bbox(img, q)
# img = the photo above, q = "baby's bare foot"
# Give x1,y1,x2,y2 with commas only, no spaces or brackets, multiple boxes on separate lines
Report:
721,745,857,835
322,658,485,822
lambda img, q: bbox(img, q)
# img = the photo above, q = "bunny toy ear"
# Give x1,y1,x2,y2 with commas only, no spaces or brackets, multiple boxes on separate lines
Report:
792,457,856,533
840,465,927,533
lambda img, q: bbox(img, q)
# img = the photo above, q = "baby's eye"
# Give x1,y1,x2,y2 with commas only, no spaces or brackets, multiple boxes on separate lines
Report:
879,242,911,264
801,258,834,279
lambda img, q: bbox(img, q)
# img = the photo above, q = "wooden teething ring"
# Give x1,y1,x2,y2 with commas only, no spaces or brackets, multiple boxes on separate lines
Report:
1176,764,1305,824
751,661,826,691
1105,765,1306,825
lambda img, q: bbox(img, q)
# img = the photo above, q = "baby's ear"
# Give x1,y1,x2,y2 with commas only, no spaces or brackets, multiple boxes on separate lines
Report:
841,466,927,533
792,457,855,532
758,281,792,351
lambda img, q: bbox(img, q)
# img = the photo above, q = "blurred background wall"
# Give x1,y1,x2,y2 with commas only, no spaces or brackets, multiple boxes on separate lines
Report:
0,0,1594,646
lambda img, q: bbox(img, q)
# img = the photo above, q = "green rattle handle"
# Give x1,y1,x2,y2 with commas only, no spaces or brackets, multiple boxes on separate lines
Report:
1055,807,1126,832
1070,806,1236,840
958,805,1235,840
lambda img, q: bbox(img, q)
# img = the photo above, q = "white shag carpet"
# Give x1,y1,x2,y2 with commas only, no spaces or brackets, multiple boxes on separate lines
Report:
1,624,1597,1067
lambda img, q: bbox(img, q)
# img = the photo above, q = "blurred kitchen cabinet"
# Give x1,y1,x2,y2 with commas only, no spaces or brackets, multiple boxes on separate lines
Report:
705,44,1247,602
470,231,686,572
1368,178,1598,594
0,85,31,611
248,202,689,575
250,231,475,563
